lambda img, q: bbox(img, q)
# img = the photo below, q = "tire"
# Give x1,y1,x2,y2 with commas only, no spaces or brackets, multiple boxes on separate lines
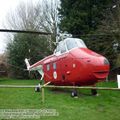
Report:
71,90,78,97
35,86,40,92
91,89,97,96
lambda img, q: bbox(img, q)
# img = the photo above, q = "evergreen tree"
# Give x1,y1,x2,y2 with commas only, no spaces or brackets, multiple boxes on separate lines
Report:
59,0,114,35
59,0,119,68
7,34,51,78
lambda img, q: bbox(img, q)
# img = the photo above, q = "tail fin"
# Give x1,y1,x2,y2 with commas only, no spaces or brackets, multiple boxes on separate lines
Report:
24,58,30,70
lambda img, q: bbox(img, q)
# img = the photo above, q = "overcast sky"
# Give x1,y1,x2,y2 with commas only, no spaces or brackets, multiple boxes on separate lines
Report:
0,0,40,53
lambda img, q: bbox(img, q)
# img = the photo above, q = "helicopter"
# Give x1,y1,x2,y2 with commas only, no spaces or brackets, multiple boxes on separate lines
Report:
24,33,110,97
0,29,110,97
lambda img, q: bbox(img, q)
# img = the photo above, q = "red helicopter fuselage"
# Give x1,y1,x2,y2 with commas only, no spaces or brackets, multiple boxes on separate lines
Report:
28,38,110,86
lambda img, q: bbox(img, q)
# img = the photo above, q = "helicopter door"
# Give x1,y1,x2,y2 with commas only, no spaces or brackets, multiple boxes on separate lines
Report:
57,41,69,81
60,54,68,81
51,58,62,82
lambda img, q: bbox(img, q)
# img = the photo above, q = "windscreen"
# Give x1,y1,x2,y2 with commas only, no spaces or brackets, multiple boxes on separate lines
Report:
76,39,87,48
66,38,87,50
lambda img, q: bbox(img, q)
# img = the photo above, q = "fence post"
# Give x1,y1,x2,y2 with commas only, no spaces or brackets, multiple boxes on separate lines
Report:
41,81,51,103
41,87,45,103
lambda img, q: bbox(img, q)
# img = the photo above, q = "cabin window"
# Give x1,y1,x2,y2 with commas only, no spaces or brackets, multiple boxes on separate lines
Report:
46,64,50,71
53,63,57,70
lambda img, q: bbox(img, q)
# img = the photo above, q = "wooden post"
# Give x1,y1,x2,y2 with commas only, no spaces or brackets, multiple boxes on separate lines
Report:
41,81,51,103
41,87,44,103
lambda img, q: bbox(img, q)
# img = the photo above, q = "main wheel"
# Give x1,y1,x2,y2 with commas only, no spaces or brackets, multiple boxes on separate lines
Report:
35,86,40,92
91,89,98,96
35,84,41,92
71,90,78,97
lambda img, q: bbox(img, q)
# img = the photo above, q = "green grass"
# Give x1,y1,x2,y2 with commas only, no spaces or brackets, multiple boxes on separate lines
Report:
0,78,120,120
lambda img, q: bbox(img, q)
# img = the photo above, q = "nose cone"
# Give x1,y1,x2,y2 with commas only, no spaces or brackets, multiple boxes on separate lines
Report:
92,57,110,80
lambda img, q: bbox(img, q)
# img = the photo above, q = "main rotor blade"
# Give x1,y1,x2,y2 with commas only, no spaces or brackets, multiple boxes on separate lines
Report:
0,29,52,35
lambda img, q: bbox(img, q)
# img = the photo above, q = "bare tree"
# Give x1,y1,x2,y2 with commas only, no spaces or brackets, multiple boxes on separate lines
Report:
5,0,60,51
5,0,59,34
4,0,60,78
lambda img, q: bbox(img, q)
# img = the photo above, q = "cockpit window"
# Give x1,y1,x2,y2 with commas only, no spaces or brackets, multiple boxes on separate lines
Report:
56,44,60,53
54,41,66,54
59,41,66,53
54,38,87,54
66,38,87,50
76,39,87,48
66,39,78,50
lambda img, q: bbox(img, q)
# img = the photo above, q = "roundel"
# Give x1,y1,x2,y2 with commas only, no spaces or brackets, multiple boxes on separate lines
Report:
53,71,57,79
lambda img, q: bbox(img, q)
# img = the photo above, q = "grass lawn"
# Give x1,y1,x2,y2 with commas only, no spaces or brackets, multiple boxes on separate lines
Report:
0,78,120,120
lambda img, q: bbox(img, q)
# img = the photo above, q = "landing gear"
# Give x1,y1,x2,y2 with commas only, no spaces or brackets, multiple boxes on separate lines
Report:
91,84,99,96
35,86,40,92
91,89,98,96
71,90,78,98
35,83,41,92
